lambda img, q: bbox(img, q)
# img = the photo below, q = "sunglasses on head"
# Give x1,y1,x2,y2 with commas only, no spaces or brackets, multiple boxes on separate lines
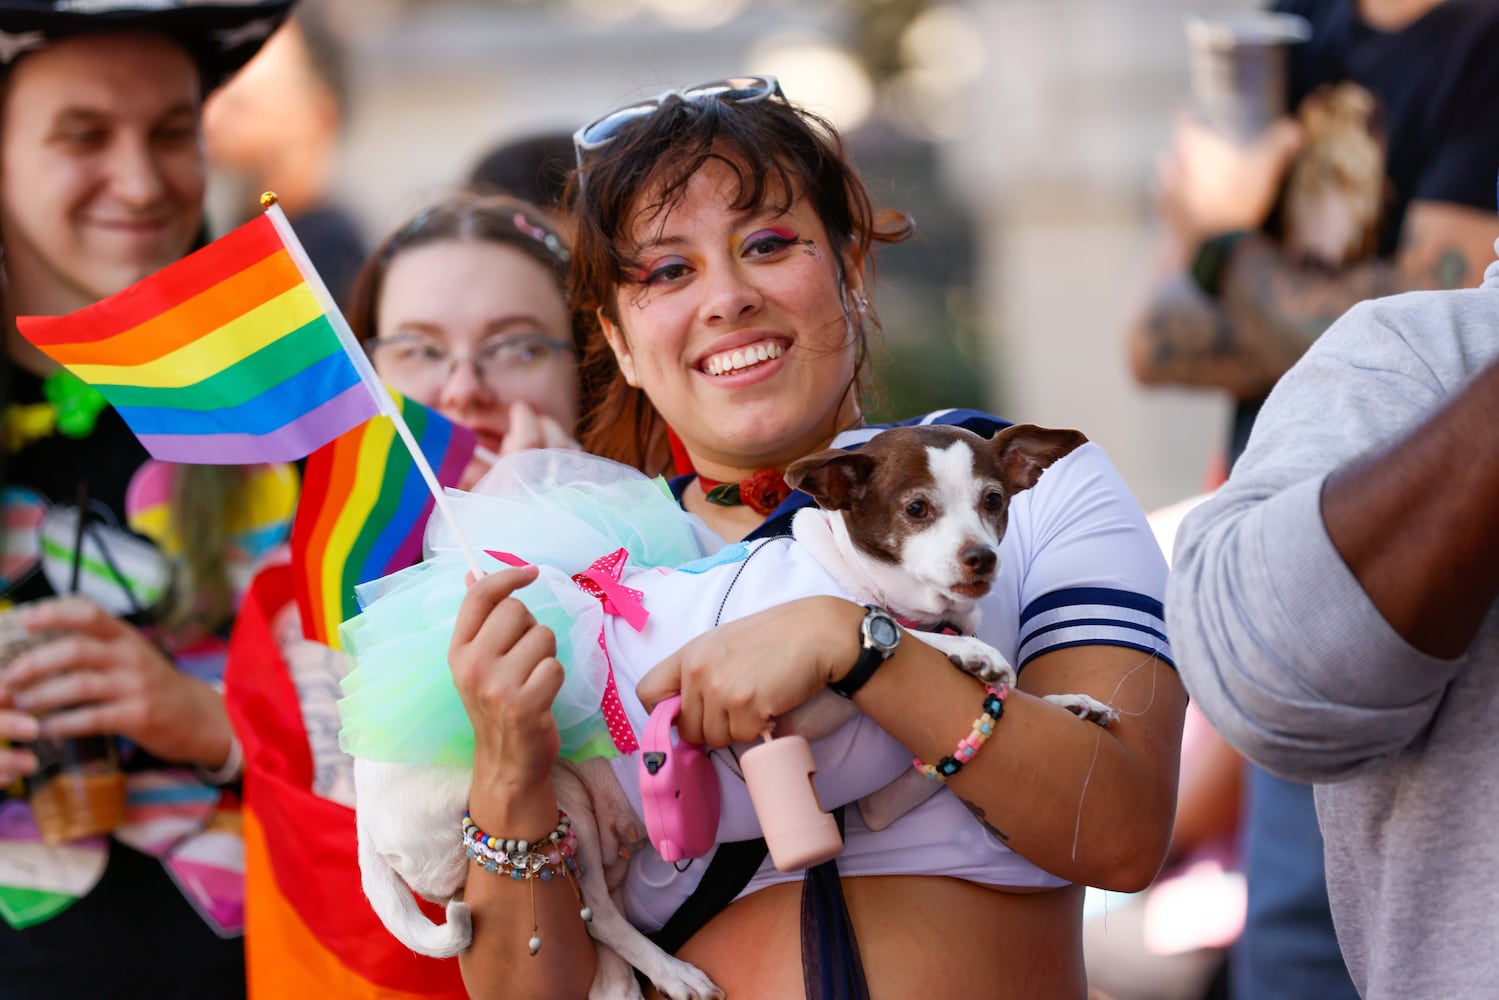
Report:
572,75,786,171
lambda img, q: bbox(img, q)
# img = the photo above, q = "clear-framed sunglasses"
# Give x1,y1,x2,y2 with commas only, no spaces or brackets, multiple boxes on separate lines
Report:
365,332,574,394
572,75,786,170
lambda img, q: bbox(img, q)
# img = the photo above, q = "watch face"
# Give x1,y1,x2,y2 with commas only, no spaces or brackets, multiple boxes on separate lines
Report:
869,614,900,649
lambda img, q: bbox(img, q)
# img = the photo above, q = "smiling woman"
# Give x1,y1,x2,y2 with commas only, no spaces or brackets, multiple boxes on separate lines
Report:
346,192,587,487
447,76,1187,1000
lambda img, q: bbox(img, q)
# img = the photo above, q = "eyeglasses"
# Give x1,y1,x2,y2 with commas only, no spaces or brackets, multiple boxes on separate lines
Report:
366,333,574,394
572,75,786,171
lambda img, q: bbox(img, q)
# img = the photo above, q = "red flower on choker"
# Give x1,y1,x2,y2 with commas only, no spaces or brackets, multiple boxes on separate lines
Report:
696,468,792,516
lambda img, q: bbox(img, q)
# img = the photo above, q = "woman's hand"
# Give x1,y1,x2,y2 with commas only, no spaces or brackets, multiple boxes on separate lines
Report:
636,596,862,747
500,399,578,455
0,692,41,783
1,597,232,769
449,565,565,826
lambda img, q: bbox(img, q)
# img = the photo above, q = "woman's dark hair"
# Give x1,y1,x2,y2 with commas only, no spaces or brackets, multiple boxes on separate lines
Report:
565,91,912,474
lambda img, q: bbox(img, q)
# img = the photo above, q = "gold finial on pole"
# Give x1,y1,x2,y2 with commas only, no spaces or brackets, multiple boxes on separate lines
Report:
259,191,279,210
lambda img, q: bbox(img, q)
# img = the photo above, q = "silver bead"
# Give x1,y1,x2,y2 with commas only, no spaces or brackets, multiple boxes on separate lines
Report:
528,935,543,955
518,840,529,853
580,906,593,922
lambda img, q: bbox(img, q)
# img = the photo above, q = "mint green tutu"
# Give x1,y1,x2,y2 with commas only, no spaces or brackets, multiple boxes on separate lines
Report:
337,450,712,767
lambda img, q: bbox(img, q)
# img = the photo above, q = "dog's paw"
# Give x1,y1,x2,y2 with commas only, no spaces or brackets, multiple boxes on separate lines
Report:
1044,693,1118,728
941,636,1016,688
647,960,725,1000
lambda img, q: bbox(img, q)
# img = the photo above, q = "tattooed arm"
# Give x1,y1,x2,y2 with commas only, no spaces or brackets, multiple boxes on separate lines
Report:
1129,201,1499,400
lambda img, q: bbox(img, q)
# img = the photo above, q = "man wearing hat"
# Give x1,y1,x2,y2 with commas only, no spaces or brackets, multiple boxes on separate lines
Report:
0,3,294,996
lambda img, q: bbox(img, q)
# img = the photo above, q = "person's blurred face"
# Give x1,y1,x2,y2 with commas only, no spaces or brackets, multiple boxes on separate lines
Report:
0,32,205,315
203,23,328,171
600,157,862,478
371,238,580,482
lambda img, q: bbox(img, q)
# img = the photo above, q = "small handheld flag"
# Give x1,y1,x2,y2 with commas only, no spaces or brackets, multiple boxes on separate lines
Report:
16,196,489,582
293,393,476,649
16,212,379,464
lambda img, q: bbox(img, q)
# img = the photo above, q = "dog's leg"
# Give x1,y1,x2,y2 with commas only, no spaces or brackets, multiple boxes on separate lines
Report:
856,768,942,832
917,632,1017,688
558,778,724,1000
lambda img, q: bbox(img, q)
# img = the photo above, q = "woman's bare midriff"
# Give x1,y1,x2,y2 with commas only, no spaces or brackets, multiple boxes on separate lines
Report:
653,876,1087,1000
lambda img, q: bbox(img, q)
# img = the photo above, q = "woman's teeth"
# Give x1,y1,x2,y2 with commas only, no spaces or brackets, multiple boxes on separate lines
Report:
704,342,785,376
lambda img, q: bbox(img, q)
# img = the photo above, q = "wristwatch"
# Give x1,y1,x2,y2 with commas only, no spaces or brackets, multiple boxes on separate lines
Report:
829,604,901,699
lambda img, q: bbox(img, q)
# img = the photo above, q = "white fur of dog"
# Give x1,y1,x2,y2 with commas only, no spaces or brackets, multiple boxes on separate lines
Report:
352,423,1117,998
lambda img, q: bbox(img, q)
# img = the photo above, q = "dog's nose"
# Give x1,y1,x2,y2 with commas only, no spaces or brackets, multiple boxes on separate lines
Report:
961,545,997,575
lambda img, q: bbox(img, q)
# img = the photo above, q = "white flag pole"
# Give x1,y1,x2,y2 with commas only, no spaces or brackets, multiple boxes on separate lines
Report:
261,193,487,580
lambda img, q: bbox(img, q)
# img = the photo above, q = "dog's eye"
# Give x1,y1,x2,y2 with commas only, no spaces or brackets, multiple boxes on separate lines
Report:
982,490,1004,511
905,499,929,519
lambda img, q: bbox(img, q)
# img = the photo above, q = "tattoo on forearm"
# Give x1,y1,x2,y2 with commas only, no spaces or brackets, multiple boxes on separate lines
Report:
958,796,1009,841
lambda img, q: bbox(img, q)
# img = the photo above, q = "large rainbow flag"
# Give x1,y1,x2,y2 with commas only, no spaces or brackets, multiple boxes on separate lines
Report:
292,392,475,649
227,567,467,999
15,212,380,464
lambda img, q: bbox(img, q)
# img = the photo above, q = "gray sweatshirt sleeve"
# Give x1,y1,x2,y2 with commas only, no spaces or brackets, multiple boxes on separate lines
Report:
1165,294,1486,783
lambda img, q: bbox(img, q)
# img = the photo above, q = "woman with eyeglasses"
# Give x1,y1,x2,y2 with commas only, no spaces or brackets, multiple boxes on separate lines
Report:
350,192,586,487
221,191,589,999
450,78,1187,998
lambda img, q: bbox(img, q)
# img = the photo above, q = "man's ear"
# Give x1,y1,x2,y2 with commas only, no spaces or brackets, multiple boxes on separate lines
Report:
785,449,875,511
598,310,638,388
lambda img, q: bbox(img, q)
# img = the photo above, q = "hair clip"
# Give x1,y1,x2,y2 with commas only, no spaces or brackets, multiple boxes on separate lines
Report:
512,212,571,263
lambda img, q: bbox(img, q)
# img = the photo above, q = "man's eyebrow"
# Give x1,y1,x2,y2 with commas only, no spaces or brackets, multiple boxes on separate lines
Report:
50,102,198,128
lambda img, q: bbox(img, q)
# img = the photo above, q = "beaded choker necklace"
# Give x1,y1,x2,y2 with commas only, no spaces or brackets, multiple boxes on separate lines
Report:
695,468,792,516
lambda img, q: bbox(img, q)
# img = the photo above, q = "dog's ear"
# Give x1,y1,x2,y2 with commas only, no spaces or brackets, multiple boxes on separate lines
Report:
785,449,876,511
990,424,1089,493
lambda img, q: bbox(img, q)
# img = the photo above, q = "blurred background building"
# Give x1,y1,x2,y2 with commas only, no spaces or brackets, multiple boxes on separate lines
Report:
207,0,1259,511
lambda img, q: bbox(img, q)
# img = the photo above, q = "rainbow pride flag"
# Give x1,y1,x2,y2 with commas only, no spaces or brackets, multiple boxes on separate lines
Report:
15,212,380,464
292,393,475,649
227,567,467,999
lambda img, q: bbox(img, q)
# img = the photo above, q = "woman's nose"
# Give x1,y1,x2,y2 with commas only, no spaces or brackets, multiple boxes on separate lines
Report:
437,353,497,412
698,265,763,324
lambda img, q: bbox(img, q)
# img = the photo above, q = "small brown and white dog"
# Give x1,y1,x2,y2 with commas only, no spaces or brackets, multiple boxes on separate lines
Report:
353,423,1116,999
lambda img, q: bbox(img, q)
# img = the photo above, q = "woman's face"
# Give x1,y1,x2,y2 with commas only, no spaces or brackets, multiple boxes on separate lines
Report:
0,33,205,317
601,158,862,477
372,238,579,485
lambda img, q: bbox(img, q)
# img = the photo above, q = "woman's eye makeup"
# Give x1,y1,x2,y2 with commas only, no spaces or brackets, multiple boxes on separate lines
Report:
742,227,798,256
635,256,692,286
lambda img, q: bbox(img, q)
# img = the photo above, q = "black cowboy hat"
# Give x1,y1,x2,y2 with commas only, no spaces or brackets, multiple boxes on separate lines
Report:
0,0,297,91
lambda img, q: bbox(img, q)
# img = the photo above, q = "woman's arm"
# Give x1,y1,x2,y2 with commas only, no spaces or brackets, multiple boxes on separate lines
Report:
447,566,597,1000
640,596,1187,892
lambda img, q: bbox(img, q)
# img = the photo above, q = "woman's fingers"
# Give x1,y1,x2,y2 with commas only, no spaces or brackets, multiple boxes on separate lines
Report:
450,565,539,648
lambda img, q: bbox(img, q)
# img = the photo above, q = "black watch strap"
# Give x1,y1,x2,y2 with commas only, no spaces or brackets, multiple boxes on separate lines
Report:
830,605,899,699
830,644,884,699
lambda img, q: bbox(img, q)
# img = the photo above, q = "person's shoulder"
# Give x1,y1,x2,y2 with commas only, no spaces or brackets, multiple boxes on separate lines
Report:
835,409,1013,446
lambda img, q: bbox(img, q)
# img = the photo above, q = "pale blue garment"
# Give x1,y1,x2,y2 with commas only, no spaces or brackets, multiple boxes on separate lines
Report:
338,449,711,767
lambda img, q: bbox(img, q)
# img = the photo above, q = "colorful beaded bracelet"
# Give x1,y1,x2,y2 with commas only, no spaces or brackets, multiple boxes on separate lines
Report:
913,682,1008,782
461,808,591,955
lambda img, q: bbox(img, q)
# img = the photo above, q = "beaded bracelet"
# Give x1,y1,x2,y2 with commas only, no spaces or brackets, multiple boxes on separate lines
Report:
462,808,591,955
913,682,1008,782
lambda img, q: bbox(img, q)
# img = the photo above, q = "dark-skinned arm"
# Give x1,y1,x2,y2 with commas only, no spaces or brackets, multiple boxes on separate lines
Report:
1322,358,1499,658
1129,201,1499,399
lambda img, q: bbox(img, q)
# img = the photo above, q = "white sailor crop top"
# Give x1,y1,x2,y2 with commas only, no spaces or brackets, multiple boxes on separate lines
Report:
603,439,1174,932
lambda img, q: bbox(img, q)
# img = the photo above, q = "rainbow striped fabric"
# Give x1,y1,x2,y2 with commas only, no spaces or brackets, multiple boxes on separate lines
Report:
292,392,475,649
15,214,379,464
